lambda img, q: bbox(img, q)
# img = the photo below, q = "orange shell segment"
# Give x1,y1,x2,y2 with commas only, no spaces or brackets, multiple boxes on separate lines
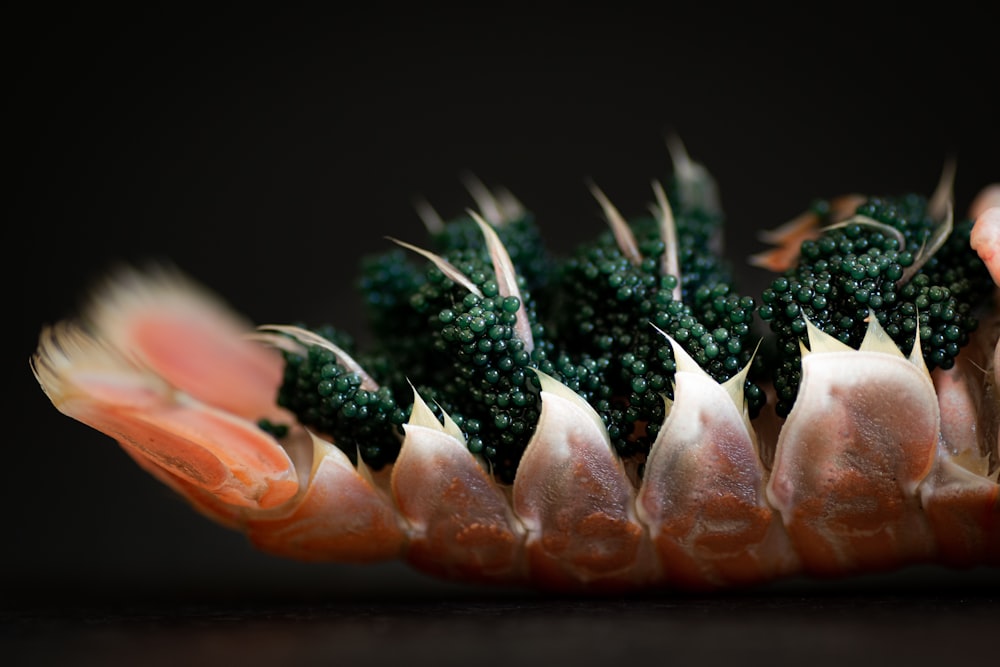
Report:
638,370,798,588
767,345,940,575
86,266,289,423
246,432,406,562
512,372,653,590
392,421,527,584
32,323,298,510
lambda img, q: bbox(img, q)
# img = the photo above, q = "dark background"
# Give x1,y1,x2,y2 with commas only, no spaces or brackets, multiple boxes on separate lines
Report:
10,6,999,665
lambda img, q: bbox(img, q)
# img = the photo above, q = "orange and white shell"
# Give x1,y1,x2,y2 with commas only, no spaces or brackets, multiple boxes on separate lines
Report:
30,202,1000,593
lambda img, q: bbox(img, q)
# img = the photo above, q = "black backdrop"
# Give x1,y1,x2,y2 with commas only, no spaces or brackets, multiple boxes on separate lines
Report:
12,7,999,604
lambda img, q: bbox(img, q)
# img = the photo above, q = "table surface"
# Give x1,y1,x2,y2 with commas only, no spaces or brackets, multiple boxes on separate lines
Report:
5,564,997,667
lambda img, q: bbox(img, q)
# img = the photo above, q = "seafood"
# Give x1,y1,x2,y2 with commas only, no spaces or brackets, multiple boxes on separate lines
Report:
31,141,1000,592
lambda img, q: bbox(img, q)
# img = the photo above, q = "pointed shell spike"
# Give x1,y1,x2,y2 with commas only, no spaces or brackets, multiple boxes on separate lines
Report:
254,324,380,391
245,329,306,355
900,200,953,286
664,131,694,177
802,315,854,356
437,403,467,442
820,215,907,252
664,131,722,218
858,310,906,359
461,171,505,225
587,180,642,266
468,210,535,354
413,196,445,234
651,179,682,301
407,382,447,431
532,367,610,438
386,236,484,297
494,186,527,221
720,338,760,415
406,382,469,445
650,323,706,377
905,320,934,384
928,155,957,223
652,322,753,414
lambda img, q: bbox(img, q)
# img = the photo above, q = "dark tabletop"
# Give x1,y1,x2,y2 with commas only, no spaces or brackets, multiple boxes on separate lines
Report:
5,564,998,667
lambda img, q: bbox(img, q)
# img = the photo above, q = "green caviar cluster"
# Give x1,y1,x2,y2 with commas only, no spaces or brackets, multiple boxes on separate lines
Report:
396,252,545,483
354,212,556,381
758,193,993,417
271,172,763,481
660,179,730,293
276,343,408,469
275,210,570,482
430,212,555,300
266,166,992,482
550,214,762,457
384,228,620,482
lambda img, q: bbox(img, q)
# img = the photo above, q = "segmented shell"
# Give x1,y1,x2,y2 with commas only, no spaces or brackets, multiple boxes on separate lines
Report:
30,178,1000,593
